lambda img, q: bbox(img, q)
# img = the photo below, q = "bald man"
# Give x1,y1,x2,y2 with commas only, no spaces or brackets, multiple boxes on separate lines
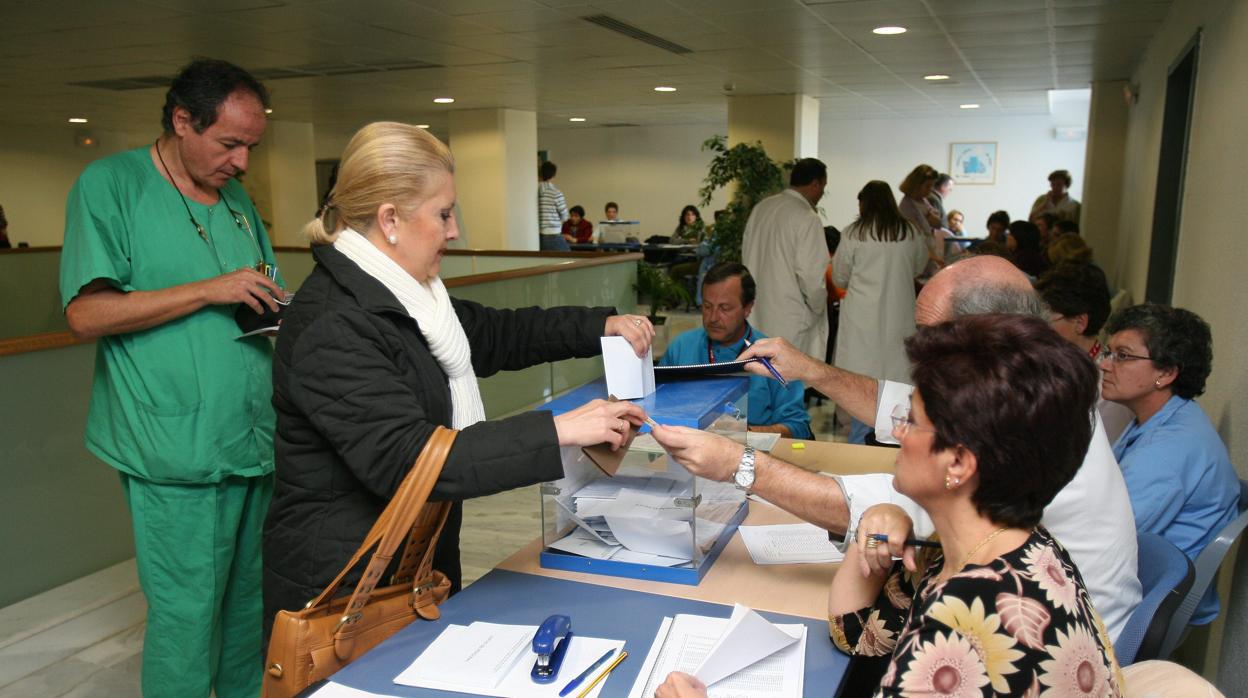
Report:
652,256,1140,642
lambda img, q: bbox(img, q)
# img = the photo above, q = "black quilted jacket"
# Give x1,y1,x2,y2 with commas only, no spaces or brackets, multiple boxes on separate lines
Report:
262,244,613,627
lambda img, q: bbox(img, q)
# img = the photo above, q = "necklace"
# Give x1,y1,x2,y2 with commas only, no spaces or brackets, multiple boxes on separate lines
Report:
707,324,752,364
945,526,1010,579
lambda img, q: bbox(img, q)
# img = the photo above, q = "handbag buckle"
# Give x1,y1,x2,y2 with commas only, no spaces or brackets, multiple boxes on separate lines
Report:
410,581,435,605
333,612,362,634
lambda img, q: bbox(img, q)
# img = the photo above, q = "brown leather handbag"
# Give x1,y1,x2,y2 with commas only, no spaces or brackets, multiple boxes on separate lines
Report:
262,427,457,698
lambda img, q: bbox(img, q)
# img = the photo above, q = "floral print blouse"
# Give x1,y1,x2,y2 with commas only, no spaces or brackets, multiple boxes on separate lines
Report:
830,527,1124,697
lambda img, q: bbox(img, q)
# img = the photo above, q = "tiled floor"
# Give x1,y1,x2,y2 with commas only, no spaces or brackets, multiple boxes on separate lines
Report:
0,309,846,697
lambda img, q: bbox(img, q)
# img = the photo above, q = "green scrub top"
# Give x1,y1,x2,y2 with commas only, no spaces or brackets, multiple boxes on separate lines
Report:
60,146,282,484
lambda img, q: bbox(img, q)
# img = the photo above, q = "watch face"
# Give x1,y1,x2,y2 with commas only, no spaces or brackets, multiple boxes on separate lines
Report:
735,469,754,488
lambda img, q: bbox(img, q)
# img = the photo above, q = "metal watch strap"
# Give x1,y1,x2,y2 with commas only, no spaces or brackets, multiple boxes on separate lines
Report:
734,445,756,491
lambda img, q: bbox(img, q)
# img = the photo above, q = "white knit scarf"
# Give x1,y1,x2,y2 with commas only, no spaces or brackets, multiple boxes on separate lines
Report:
334,228,486,429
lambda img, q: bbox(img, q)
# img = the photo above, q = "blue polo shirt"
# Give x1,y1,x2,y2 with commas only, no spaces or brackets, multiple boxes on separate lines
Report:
659,324,812,439
1113,395,1239,624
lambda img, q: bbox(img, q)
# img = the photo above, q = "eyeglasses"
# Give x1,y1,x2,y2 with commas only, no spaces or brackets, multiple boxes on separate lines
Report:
890,403,936,437
1097,348,1152,364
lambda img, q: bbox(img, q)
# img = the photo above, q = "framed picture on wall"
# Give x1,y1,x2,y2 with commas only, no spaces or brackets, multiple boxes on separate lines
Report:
950,142,997,185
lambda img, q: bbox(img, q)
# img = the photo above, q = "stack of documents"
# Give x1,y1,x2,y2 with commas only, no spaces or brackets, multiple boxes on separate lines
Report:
627,604,806,698
548,468,740,565
394,621,624,698
738,523,846,565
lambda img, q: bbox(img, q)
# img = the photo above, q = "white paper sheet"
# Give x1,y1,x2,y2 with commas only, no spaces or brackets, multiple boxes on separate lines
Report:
602,336,655,399
626,611,806,698
692,604,803,687
548,529,689,567
572,472,690,501
395,622,532,689
606,516,693,560
738,523,846,565
600,490,692,520
394,622,623,698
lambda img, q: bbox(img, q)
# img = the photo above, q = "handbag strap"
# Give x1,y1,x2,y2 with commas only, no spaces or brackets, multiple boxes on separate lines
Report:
303,427,457,615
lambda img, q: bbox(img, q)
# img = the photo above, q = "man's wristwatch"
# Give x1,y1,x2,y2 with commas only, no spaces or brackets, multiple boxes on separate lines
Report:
733,445,756,491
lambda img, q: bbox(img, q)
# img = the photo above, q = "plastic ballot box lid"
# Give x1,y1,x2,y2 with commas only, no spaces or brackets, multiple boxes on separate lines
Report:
539,376,747,432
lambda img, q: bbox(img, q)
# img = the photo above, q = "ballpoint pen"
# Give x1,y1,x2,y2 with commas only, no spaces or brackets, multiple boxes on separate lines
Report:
559,648,617,697
866,533,942,548
574,650,628,698
742,338,788,386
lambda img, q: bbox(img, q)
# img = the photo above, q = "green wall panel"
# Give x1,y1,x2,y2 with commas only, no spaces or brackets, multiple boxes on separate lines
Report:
0,342,135,608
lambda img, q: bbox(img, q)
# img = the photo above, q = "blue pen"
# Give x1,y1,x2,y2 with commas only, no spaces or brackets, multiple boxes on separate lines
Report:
743,338,788,386
559,648,616,697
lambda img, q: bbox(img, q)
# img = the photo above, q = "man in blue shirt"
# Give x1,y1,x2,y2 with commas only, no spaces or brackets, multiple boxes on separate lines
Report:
660,262,812,439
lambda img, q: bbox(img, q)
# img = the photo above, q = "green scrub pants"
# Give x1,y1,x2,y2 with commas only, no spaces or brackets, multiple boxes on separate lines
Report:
121,472,273,698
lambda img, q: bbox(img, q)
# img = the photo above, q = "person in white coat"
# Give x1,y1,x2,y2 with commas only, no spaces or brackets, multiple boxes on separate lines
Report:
741,158,829,359
832,181,929,443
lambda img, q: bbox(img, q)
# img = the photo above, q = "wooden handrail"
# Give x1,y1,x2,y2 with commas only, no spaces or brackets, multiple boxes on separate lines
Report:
0,331,86,357
0,251,641,358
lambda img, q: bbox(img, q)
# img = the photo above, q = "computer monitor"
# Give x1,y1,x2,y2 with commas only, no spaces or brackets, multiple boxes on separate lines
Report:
598,221,640,244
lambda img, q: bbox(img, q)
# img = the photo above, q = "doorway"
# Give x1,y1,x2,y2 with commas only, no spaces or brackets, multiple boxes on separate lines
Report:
1144,32,1200,304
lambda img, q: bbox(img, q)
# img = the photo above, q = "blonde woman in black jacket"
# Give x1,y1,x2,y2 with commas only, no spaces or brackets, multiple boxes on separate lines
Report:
262,122,651,629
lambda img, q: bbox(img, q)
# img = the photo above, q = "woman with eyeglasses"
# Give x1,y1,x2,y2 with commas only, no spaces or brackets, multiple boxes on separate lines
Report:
262,122,652,635
1099,303,1238,625
656,314,1122,698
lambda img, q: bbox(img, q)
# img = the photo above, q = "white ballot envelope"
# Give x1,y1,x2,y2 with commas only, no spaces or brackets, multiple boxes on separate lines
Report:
601,336,655,399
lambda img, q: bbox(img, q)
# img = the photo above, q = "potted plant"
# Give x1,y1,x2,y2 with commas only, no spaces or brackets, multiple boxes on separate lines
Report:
697,136,788,263
634,261,692,325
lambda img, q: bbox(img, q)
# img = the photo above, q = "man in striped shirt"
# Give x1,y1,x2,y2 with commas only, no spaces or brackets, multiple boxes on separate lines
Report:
538,160,569,250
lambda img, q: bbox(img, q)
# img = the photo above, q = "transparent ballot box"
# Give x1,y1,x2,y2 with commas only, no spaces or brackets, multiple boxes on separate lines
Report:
536,377,750,585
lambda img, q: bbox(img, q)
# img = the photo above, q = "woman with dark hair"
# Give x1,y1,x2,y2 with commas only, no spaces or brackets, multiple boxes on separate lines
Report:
1006,219,1049,277
1100,304,1239,625
832,180,928,443
984,209,1010,244
656,315,1123,698
671,204,704,244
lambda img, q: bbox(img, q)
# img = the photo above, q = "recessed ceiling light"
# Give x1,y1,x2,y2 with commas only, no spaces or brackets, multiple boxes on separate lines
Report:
68,117,88,123
960,103,980,109
433,97,455,104
872,26,907,35
416,124,431,129
654,86,677,92
569,117,586,122
264,108,273,114
924,74,950,81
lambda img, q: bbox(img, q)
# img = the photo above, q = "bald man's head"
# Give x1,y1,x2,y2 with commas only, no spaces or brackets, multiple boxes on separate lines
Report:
915,256,1046,326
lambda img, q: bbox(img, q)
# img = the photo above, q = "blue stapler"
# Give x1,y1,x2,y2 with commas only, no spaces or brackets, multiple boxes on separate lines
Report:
531,614,573,683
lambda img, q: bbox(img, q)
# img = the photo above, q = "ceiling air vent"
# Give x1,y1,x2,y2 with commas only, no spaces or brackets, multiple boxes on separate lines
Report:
70,59,442,91
581,14,693,55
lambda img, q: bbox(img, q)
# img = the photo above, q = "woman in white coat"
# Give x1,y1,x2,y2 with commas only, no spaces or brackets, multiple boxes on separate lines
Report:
832,180,929,443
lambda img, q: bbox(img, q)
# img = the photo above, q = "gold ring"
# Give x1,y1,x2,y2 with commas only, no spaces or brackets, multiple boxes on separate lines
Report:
864,537,879,549
633,318,642,326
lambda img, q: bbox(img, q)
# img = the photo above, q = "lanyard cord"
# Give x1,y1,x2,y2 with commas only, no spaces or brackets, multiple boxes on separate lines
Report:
153,139,262,264
706,324,752,364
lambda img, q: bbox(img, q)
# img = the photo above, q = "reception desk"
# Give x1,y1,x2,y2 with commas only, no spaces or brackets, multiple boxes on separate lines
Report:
0,247,640,608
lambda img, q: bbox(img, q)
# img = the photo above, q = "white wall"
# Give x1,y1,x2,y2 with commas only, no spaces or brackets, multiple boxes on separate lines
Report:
537,124,730,239
817,113,1088,234
0,126,149,247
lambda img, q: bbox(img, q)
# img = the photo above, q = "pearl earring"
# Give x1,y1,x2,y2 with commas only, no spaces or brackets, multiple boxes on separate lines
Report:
387,234,398,245
1154,379,1162,389
945,475,958,490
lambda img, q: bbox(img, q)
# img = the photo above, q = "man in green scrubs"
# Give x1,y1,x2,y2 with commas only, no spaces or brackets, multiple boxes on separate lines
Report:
60,59,283,697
